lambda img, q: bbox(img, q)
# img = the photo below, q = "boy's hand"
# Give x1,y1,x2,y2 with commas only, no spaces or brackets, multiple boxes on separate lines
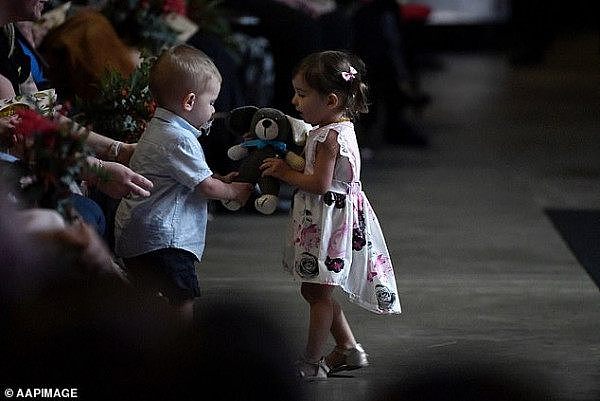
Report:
214,171,239,183
230,182,253,205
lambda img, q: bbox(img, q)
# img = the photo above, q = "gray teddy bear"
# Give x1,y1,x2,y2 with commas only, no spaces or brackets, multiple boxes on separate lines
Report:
222,106,310,214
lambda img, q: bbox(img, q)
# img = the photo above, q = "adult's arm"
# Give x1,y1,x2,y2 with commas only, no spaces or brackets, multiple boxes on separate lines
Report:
54,112,136,165
83,156,153,199
85,130,136,165
2,71,151,199
0,73,17,99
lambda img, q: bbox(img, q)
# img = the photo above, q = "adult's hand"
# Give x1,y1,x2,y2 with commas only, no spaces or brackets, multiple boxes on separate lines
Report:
94,160,153,199
0,115,18,148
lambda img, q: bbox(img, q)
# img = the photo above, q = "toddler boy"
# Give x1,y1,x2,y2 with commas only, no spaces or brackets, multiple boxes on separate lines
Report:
115,45,251,323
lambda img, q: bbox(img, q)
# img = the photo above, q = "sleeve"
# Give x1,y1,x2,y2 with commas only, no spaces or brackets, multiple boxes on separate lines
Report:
166,136,213,189
313,126,333,143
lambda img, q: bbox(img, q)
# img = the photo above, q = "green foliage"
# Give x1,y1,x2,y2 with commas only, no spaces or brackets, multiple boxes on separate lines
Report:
75,56,157,144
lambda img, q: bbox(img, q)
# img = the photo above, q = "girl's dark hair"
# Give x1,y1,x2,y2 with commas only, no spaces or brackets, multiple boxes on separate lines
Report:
293,50,369,120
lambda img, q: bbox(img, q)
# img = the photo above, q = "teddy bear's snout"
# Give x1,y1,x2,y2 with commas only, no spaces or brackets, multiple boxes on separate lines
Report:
256,118,279,139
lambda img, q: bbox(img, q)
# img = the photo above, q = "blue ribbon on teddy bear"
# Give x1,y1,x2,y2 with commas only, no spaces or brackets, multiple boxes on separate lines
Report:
241,139,287,156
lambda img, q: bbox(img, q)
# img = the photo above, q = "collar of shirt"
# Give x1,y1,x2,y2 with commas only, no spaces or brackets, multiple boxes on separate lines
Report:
153,107,203,138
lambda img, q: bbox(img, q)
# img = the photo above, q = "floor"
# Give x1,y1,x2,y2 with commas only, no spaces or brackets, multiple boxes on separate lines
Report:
195,31,600,401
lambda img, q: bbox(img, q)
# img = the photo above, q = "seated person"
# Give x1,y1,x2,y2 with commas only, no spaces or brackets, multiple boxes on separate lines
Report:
1,4,153,200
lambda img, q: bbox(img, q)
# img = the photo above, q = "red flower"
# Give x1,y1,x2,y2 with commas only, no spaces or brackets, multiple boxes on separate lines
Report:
147,99,157,114
162,0,187,15
14,109,60,138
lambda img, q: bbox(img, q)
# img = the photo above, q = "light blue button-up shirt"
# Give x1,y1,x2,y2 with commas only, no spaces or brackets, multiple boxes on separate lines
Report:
114,107,213,261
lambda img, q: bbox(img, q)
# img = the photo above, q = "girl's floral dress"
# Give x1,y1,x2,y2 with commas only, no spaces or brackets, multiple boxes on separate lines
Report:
283,121,401,314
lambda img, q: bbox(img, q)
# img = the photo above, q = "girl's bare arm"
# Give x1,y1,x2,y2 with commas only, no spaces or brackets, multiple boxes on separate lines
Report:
261,129,338,195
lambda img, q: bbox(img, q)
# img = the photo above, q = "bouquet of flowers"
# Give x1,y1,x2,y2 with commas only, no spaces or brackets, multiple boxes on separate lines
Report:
14,108,92,221
74,56,157,144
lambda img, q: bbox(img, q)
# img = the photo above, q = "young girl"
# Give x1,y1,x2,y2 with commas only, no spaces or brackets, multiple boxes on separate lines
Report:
261,50,401,381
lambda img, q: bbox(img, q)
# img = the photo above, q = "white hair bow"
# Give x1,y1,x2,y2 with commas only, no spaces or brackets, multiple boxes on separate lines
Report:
341,66,357,82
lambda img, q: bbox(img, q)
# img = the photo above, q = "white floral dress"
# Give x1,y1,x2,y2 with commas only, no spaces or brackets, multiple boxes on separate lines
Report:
283,121,401,314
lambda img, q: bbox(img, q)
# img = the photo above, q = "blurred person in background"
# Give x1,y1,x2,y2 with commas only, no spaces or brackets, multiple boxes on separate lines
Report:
1,0,154,202
352,0,429,148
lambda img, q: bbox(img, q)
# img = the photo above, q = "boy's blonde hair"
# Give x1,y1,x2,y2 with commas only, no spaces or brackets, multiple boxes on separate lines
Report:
149,44,222,107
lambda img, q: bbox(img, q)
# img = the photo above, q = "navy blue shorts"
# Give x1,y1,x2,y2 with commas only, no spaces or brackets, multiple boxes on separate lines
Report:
123,248,200,304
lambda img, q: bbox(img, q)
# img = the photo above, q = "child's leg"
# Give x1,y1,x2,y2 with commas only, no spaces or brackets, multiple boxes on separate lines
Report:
173,298,195,326
330,299,357,349
325,300,369,372
124,248,199,326
300,282,336,362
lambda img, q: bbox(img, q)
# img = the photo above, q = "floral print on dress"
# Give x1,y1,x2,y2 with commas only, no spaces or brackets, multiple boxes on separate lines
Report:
295,209,320,250
367,252,393,283
352,207,366,251
352,194,367,251
324,191,346,208
283,121,401,314
367,268,377,282
327,223,348,257
296,252,319,278
375,284,397,311
325,256,344,273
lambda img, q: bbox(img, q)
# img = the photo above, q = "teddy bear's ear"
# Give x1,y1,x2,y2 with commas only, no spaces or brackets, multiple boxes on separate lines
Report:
226,106,259,135
286,115,312,146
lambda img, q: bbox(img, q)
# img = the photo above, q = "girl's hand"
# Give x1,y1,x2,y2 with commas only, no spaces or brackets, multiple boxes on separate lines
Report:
260,157,290,180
